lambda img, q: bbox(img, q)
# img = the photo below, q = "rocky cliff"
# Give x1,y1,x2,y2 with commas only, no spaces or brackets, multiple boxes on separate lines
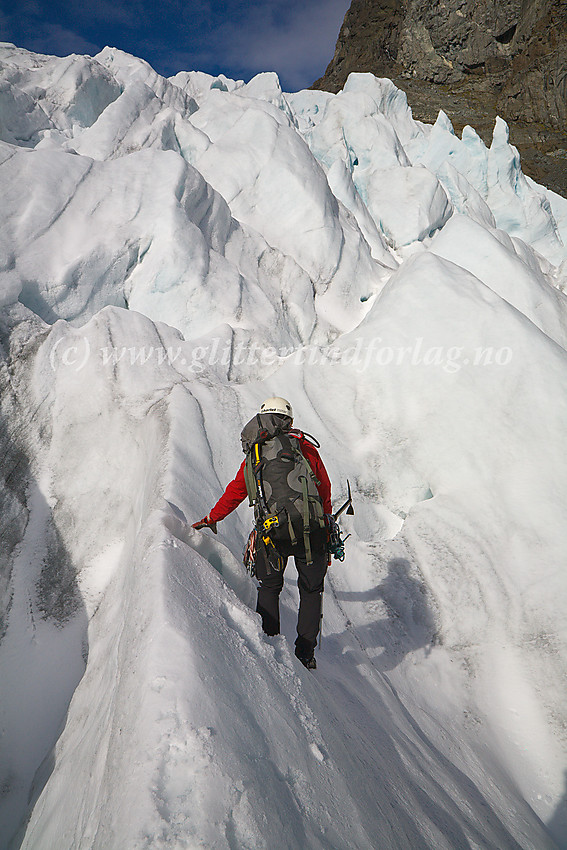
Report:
313,0,567,196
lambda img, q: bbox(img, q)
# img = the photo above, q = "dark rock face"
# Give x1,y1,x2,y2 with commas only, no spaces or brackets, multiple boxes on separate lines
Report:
316,0,406,84
396,0,524,84
498,0,566,130
313,0,567,197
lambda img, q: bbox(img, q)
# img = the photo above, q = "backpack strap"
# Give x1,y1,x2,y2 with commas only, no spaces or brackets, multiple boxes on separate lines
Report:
289,428,320,448
244,451,257,507
244,440,269,517
299,473,313,564
287,513,297,546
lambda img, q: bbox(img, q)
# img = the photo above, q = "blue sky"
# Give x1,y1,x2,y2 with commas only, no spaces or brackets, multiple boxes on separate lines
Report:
0,0,350,91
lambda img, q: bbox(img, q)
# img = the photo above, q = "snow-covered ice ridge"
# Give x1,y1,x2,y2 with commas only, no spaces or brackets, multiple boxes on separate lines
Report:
1,41,566,849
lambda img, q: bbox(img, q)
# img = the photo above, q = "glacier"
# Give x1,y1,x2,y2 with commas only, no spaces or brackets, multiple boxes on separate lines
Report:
1,42,567,849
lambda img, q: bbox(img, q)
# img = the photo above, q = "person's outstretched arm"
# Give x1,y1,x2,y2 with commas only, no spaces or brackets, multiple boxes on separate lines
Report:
192,459,248,531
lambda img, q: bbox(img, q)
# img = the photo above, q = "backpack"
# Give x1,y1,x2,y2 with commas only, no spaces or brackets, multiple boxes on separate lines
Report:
241,413,326,566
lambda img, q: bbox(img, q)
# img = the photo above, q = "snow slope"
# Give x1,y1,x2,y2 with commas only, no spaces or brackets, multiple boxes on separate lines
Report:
1,43,566,849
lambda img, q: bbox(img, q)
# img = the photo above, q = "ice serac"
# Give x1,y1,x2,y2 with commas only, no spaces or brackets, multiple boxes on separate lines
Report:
186,81,389,323
0,44,566,850
168,69,245,104
414,108,566,266
0,142,318,349
428,214,567,348
0,78,52,146
298,73,452,247
95,46,194,115
0,44,122,132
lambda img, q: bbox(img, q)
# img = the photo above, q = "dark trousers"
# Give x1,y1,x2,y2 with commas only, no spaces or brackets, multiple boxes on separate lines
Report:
254,530,328,654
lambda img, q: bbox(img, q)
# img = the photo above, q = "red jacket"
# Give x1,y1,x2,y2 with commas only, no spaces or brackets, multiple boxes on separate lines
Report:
209,430,332,523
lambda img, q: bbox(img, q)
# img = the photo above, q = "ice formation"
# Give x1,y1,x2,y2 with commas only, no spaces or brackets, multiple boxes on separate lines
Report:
1,43,566,849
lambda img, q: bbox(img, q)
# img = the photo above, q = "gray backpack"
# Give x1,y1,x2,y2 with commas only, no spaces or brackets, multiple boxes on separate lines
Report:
241,413,325,565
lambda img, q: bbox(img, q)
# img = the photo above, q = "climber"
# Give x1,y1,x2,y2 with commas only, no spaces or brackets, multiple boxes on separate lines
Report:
193,397,332,669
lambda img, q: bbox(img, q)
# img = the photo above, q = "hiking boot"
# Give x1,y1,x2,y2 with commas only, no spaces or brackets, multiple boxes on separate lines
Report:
295,646,317,669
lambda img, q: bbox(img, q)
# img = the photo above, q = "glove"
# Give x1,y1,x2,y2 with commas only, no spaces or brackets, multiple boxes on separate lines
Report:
325,514,345,561
325,513,338,534
191,515,218,534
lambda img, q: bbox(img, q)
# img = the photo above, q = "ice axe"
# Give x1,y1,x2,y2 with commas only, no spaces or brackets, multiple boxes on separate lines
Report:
327,480,354,563
320,481,355,649
333,479,355,520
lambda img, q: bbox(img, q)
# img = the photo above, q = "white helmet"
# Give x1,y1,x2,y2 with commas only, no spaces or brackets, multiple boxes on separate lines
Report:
260,396,293,418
